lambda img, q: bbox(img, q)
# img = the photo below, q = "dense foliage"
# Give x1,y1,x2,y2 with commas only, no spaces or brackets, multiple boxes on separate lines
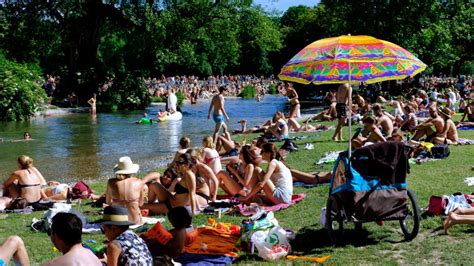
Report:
240,85,256,98
0,54,47,121
0,0,472,117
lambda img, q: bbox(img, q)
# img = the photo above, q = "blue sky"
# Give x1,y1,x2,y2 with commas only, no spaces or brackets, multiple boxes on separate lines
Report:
253,0,319,12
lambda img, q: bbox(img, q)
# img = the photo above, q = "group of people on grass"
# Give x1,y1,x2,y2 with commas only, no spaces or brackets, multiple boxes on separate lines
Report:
1,79,473,265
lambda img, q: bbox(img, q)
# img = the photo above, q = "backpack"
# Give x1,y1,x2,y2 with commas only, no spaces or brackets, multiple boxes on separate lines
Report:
71,181,93,199
430,140,450,159
426,195,448,216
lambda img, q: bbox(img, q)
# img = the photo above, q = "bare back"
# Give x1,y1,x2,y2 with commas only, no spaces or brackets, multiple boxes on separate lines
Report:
106,177,144,224
11,167,45,202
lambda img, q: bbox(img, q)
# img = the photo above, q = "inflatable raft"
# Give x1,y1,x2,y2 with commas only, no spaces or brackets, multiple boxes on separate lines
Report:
157,112,183,122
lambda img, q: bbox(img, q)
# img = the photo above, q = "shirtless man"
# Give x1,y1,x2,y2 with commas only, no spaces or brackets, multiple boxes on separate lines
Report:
411,106,445,142
208,86,230,141
332,83,351,141
106,157,144,225
433,107,458,144
352,116,386,149
373,104,394,137
43,213,101,266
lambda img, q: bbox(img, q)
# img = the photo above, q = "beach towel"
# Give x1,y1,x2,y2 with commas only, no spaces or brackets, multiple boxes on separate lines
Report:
183,226,240,257
175,253,234,265
457,138,474,145
458,126,474,130
234,193,306,216
464,177,474,186
293,182,328,188
317,151,343,165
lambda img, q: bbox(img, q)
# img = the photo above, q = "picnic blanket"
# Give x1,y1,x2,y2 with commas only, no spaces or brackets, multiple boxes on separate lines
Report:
234,193,306,216
317,151,343,165
457,138,474,145
176,253,233,265
458,126,474,130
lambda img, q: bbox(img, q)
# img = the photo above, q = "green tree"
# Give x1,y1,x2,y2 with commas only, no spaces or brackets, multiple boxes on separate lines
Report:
0,54,47,121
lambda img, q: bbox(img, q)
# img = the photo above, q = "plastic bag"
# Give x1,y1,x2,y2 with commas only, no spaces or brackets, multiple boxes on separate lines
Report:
320,207,327,227
251,226,291,260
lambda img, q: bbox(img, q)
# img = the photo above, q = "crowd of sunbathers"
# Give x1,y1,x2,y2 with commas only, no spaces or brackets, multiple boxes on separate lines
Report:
1,78,473,265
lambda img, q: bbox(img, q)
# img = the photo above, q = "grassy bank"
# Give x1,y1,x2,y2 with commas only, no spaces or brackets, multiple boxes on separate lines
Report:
0,117,473,264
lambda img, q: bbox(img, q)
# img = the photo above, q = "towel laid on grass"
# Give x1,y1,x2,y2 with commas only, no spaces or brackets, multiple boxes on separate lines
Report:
457,138,474,145
458,126,474,130
234,193,306,216
175,253,234,266
293,182,328,188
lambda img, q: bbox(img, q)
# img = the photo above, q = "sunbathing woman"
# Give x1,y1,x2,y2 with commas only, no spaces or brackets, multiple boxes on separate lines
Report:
266,112,289,140
106,156,145,225
287,118,330,132
143,155,210,215
3,155,47,204
216,131,240,163
443,207,474,234
216,145,260,197
241,143,293,205
201,136,222,175
41,181,70,201
187,149,219,201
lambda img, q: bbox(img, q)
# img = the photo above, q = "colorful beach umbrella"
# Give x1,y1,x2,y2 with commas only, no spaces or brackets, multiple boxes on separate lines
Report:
278,35,427,153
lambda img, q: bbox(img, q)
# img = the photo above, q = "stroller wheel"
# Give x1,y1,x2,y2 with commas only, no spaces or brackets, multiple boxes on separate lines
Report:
399,189,420,241
326,196,344,244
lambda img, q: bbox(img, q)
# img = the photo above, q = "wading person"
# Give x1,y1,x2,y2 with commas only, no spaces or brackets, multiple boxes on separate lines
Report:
208,86,230,142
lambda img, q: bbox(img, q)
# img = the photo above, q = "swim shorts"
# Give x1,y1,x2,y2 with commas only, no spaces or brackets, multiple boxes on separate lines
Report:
213,113,225,124
336,103,347,119
221,148,239,158
273,187,292,204
281,134,289,140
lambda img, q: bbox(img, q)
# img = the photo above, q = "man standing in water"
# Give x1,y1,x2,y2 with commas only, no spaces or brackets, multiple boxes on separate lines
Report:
208,86,230,141
87,94,96,115
167,87,178,114
332,83,352,142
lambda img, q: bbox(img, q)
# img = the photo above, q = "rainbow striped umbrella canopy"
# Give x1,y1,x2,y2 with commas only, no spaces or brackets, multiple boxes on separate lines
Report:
278,35,427,85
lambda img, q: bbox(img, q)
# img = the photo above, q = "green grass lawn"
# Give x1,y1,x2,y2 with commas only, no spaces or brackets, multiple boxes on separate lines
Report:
1,118,473,265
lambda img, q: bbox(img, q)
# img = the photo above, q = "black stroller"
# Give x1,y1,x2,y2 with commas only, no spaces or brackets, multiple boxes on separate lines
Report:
325,142,420,243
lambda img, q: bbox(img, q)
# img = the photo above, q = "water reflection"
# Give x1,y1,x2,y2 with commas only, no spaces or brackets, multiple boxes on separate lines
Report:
0,95,316,182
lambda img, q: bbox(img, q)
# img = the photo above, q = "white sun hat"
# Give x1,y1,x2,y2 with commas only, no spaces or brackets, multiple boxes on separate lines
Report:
114,156,139,175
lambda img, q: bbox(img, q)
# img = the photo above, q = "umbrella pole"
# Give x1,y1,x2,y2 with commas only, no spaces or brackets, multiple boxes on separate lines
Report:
348,62,352,155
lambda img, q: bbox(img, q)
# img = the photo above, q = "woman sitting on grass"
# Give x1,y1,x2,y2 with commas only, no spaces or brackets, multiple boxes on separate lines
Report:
187,149,219,201
216,145,260,197
3,155,47,204
241,143,293,205
352,116,387,149
106,156,145,225
143,154,210,215
201,136,222,175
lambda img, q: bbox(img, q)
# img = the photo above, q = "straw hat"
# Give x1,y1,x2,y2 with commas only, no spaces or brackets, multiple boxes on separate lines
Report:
101,206,133,226
114,156,139,175
437,106,451,118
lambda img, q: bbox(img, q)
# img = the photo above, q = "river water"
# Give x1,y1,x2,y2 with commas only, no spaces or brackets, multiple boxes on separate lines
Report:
0,95,320,182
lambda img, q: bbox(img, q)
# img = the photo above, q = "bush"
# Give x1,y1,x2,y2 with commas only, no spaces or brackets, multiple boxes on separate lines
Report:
239,85,256,99
99,73,150,111
0,54,47,121
268,83,277,95
150,96,164,103
176,91,185,105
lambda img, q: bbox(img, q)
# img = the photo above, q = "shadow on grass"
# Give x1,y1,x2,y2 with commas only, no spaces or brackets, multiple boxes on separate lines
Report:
291,223,378,254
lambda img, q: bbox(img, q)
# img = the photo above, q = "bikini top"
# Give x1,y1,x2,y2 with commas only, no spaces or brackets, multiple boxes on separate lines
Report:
18,169,40,189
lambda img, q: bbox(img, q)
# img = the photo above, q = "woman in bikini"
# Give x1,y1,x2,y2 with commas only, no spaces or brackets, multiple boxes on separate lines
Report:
241,143,293,205
216,145,260,197
201,136,222,175
286,83,300,118
3,155,47,204
187,149,219,201
266,112,289,140
106,156,145,225
143,154,210,215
